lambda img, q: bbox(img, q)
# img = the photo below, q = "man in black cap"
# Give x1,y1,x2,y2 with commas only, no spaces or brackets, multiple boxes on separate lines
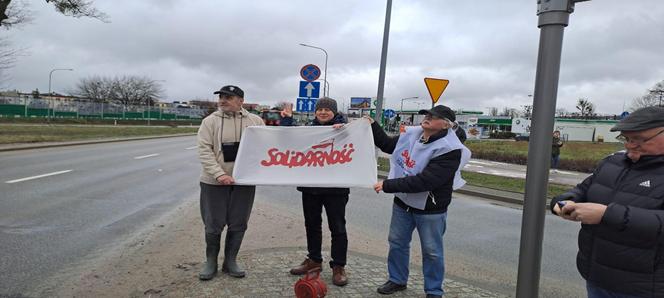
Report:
197,85,265,280
367,105,470,298
551,106,664,297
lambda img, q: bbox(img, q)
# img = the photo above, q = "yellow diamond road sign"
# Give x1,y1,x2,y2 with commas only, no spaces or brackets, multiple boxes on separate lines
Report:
424,77,449,104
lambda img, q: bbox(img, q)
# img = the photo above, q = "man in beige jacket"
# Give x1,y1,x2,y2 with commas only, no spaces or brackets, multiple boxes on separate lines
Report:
197,85,265,280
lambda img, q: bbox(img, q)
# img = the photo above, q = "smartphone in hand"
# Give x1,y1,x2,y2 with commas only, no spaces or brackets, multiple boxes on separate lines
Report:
556,201,570,215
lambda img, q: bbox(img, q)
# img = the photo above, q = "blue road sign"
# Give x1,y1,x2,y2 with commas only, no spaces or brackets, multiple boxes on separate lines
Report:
620,111,630,119
383,109,396,118
299,81,320,98
296,98,318,112
300,64,321,82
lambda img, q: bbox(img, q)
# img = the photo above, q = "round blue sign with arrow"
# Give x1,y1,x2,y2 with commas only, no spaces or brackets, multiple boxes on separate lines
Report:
383,109,396,118
300,64,321,82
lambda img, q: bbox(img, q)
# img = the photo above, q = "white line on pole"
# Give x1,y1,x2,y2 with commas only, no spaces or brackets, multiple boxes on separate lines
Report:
5,170,73,184
185,146,197,150
134,153,160,160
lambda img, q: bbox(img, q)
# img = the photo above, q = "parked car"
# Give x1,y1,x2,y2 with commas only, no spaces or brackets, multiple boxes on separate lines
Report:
514,134,530,141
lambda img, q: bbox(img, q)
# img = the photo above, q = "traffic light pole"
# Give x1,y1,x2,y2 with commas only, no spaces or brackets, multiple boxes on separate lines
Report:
516,1,589,297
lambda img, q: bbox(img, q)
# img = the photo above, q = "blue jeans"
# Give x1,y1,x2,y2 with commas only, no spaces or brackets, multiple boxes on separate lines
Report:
587,281,643,298
387,203,447,296
551,154,560,169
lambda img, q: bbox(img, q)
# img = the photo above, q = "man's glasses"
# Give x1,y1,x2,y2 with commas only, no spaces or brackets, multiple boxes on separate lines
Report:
615,129,664,145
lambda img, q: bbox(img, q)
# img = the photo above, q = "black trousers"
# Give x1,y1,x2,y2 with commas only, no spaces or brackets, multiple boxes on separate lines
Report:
302,192,349,267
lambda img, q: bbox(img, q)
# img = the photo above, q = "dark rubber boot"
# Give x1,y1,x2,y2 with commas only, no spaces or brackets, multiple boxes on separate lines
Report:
222,231,246,278
198,233,221,280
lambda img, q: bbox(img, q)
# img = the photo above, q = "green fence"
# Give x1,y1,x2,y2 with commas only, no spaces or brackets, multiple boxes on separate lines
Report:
0,104,202,121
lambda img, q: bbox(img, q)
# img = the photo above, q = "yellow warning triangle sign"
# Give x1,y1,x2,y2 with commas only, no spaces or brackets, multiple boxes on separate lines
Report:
424,77,449,104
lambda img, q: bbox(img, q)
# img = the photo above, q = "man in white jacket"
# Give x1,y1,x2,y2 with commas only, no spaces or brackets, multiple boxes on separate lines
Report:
197,85,264,280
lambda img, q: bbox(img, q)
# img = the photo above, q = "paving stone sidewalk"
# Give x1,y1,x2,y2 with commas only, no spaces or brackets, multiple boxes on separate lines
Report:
180,247,507,298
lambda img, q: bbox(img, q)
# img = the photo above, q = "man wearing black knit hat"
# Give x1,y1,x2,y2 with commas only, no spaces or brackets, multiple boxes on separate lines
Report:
551,106,664,297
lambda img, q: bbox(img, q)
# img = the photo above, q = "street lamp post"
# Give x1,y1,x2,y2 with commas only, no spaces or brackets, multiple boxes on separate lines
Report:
48,68,73,120
299,43,328,97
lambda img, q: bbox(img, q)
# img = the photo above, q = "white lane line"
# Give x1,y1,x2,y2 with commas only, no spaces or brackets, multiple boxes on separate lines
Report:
464,164,484,168
554,170,580,176
185,146,197,150
469,160,494,166
5,170,73,184
134,153,160,160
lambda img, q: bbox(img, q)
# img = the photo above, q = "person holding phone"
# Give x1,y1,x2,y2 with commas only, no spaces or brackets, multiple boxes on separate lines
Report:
551,106,664,298
197,85,265,280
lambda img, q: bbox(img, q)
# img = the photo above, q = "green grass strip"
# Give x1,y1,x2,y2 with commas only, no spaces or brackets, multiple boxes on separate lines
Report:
0,125,197,144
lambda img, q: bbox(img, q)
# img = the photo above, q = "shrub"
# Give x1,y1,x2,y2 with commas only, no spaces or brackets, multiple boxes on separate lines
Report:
489,131,516,139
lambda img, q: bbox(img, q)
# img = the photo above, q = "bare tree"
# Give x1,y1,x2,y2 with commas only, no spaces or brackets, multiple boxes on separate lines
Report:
630,80,664,110
576,98,595,119
521,105,532,118
488,107,498,116
73,75,113,102
1,0,108,28
74,75,163,105
500,107,518,118
0,37,19,87
555,108,568,117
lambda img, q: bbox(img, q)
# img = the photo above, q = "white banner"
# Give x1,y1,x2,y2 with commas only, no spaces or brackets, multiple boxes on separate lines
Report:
232,120,377,188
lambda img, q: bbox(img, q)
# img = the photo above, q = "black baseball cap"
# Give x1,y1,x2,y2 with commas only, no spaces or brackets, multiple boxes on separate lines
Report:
419,105,456,122
610,106,664,132
213,85,244,98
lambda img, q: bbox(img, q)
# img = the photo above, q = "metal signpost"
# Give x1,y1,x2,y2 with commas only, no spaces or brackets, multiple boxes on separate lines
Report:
374,0,392,123
516,1,589,297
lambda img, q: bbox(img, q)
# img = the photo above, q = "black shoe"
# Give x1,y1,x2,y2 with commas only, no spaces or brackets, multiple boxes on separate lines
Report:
377,280,407,295
426,295,442,298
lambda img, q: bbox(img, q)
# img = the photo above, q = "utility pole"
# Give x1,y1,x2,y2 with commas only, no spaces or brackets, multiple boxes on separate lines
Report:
516,1,589,297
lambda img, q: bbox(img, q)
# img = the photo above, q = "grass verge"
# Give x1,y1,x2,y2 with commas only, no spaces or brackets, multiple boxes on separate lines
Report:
0,125,198,144
378,157,570,198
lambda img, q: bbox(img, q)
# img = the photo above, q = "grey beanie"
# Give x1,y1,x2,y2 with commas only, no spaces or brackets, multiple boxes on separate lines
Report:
314,97,338,113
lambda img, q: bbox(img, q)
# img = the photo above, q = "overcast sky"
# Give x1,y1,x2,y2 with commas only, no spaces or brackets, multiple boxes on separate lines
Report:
4,0,663,115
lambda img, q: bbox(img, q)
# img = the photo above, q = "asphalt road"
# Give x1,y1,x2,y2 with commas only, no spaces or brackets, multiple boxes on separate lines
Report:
259,186,585,297
1,135,585,297
0,136,201,296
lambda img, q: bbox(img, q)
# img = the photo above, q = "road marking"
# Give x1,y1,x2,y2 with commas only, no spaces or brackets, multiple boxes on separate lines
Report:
553,170,580,176
5,170,73,184
469,160,494,166
185,146,197,150
464,164,484,168
134,153,160,160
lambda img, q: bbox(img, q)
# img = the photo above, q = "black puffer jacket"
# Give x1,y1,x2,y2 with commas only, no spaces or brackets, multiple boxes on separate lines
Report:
550,153,664,297
279,113,350,195
372,122,461,214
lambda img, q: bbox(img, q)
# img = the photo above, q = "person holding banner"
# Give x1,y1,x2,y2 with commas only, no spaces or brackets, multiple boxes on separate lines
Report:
369,105,470,298
196,85,265,281
279,97,350,287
